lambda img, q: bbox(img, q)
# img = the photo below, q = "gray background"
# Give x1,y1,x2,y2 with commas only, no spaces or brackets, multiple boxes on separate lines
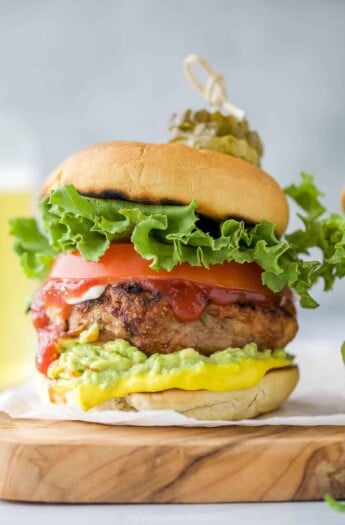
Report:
1,0,344,326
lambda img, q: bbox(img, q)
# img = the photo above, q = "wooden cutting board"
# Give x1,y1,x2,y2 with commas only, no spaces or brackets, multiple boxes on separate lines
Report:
1,411,345,503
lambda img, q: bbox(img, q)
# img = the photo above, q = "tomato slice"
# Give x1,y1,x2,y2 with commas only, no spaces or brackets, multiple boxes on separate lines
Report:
49,243,271,295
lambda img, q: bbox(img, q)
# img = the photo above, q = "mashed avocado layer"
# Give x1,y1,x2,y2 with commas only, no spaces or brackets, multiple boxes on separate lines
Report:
48,338,294,410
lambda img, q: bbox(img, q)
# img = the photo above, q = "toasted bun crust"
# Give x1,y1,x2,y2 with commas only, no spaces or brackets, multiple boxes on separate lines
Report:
39,366,298,421
42,141,289,236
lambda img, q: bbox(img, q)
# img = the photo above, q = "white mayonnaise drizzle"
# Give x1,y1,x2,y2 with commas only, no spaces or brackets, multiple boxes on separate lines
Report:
65,285,107,305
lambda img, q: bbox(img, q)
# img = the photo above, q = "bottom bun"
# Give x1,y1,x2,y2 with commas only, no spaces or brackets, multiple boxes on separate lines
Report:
41,366,299,420
126,366,299,420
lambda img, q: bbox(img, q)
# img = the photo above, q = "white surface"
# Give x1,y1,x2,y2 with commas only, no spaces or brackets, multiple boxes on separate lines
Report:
0,501,344,525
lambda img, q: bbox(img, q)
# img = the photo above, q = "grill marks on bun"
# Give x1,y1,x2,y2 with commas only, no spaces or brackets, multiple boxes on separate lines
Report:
80,189,185,209
42,141,289,236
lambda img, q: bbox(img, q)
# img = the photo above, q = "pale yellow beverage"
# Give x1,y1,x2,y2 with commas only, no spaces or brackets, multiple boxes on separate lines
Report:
0,191,34,389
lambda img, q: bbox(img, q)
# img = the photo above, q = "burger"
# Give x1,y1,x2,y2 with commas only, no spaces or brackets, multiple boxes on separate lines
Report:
10,115,344,420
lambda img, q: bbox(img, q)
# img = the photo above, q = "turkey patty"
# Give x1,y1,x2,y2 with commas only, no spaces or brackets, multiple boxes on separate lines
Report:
67,281,298,355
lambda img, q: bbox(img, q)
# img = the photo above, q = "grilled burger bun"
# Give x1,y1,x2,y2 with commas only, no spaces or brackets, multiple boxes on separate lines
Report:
33,141,298,420
42,141,289,236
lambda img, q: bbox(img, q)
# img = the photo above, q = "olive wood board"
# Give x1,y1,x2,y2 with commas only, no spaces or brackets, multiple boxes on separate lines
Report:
1,411,345,503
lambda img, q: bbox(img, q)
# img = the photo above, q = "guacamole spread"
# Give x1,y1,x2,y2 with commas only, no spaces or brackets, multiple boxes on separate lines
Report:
49,336,293,390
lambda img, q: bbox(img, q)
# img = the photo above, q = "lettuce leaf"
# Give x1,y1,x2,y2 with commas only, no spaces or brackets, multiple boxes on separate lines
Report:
324,494,345,512
9,174,345,309
9,217,57,281
285,173,345,293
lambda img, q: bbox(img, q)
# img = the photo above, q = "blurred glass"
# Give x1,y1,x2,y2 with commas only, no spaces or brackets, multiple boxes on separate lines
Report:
0,113,38,389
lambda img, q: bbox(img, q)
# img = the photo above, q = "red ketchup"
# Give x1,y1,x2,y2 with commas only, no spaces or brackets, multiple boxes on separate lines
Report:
31,277,286,375
31,279,103,374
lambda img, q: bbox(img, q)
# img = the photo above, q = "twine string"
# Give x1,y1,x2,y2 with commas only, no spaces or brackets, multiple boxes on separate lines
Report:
183,54,246,121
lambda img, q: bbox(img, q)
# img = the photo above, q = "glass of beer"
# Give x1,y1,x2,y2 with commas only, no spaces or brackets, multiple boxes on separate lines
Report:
0,116,37,390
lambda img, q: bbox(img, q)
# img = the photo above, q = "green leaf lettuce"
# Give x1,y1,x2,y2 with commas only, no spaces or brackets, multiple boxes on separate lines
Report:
9,173,345,309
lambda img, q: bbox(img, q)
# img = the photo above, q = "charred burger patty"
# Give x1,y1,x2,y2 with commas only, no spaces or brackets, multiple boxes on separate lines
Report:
68,281,297,355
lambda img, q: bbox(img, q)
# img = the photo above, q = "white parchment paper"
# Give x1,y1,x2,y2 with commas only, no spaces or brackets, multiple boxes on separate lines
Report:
1,339,345,426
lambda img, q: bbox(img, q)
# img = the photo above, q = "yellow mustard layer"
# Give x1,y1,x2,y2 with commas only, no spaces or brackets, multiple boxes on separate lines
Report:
52,357,291,410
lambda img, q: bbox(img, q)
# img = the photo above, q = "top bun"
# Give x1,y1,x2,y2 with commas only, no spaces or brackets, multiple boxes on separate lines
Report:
42,141,289,236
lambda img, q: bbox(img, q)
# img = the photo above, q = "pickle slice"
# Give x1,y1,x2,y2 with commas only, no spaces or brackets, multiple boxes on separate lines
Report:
169,109,263,165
